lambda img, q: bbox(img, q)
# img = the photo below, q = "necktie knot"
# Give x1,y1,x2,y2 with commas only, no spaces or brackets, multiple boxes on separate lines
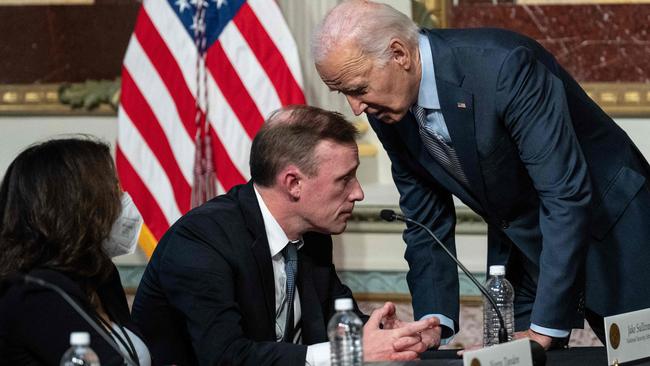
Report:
412,104,470,186
412,104,428,126
283,240,299,262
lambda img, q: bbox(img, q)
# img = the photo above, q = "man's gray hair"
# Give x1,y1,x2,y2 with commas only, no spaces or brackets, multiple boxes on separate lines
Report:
312,0,420,66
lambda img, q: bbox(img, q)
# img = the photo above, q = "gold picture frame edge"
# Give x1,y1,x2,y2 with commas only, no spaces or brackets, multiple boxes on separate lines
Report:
1,82,649,117
0,83,115,116
0,0,93,5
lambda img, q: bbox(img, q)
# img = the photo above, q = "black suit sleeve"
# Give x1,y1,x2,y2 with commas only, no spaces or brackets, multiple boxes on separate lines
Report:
0,284,127,365
156,218,307,366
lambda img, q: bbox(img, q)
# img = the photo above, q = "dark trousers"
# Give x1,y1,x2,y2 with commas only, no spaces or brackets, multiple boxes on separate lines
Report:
584,308,605,345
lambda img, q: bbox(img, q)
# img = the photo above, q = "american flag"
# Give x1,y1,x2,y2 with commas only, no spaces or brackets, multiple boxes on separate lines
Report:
117,0,305,256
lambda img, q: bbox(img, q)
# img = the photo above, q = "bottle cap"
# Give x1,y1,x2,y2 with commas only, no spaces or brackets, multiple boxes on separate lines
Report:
70,332,90,346
489,265,506,276
334,298,353,311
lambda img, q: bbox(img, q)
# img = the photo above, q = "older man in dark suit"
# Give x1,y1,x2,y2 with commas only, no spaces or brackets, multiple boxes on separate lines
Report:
313,0,650,349
132,105,439,365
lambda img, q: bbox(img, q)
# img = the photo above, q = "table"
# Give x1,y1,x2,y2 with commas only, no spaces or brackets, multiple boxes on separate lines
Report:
368,347,650,365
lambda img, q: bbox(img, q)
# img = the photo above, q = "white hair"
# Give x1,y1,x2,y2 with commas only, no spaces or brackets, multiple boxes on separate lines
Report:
312,0,420,66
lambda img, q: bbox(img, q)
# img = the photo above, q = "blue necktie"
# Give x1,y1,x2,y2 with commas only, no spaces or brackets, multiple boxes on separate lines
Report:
282,240,299,342
413,105,469,186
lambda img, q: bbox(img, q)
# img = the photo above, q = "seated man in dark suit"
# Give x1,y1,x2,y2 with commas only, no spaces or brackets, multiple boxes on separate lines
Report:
132,105,439,366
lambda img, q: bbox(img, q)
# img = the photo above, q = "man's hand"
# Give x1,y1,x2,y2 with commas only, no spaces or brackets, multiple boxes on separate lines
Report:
363,302,441,361
514,329,553,350
380,303,441,350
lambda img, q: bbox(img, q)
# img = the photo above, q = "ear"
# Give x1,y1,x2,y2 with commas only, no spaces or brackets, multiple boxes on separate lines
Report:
388,38,414,70
277,165,303,201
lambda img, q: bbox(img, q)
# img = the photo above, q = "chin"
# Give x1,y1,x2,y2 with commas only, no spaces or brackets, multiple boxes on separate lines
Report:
380,111,407,124
328,223,348,235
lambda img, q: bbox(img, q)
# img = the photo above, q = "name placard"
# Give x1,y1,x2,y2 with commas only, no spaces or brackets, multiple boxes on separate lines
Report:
605,308,650,365
463,339,532,366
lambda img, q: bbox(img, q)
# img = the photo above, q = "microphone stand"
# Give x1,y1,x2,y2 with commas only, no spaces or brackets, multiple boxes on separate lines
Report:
380,210,508,344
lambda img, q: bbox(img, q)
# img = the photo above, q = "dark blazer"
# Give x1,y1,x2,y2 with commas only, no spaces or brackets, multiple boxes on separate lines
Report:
0,265,141,365
132,182,367,366
369,28,650,333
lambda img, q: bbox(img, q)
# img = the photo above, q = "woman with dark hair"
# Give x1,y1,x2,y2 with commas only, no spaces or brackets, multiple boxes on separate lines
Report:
0,137,151,365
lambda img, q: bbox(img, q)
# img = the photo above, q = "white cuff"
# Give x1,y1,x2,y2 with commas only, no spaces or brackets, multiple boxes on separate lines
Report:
530,323,570,338
306,341,331,366
421,313,455,345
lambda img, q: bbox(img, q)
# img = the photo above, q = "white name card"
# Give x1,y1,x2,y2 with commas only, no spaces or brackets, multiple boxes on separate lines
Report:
605,308,650,365
463,339,533,366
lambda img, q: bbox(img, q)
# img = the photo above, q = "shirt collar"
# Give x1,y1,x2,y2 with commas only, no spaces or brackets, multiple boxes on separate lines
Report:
417,33,440,110
254,186,302,257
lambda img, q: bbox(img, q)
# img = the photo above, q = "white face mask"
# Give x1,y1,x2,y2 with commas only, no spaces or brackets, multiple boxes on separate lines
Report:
102,192,144,258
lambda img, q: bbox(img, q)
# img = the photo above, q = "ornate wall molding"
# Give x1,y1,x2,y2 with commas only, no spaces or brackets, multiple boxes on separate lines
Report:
582,83,650,117
347,205,487,234
0,83,116,115
117,264,485,303
413,0,449,28
2,82,648,118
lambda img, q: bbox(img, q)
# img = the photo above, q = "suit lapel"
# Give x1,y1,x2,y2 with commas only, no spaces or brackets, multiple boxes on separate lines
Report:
296,250,327,344
398,111,484,213
426,30,489,213
239,182,277,330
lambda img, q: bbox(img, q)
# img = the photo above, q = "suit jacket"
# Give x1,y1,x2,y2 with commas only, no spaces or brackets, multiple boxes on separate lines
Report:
0,265,141,365
132,182,367,366
369,28,650,333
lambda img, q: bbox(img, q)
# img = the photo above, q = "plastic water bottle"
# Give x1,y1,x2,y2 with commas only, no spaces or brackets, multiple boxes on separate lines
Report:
483,265,515,347
60,332,101,366
328,298,363,366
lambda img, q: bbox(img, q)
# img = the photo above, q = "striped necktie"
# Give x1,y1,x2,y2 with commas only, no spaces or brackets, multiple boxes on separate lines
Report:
412,105,469,186
281,240,299,342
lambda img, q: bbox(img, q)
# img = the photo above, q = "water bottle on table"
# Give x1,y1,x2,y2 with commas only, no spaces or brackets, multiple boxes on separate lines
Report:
60,331,100,366
328,298,363,366
483,265,515,347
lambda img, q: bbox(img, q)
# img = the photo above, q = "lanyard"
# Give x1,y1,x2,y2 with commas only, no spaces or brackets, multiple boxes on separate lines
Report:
97,314,140,366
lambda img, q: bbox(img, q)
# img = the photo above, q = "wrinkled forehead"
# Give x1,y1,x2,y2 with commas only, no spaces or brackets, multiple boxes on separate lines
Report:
317,45,372,89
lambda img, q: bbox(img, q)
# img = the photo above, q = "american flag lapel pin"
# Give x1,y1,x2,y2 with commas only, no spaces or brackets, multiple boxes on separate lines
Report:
457,102,466,109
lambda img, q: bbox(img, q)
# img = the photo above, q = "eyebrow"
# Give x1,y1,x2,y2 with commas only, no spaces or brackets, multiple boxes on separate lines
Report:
331,84,366,95
336,163,359,180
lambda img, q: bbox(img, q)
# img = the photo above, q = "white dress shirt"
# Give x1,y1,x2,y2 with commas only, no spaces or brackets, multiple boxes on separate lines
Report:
254,187,331,365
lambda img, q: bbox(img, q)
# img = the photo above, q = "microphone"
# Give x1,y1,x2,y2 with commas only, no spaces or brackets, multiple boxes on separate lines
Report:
380,209,508,343
380,209,546,365
10,273,139,366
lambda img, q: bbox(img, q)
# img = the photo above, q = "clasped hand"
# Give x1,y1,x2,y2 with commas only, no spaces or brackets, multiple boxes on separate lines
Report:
363,302,442,361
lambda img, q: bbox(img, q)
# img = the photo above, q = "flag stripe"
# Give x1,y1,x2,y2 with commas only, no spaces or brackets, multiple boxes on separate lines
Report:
233,3,305,106
123,35,196,184
219,20,283,118
246,0,304,89
116,147,171,241
209,128,247,192
118,107,183,225
120,70,192,213
134,8,197,138
144,0,198,95
206,43,264,139
206,72,252,178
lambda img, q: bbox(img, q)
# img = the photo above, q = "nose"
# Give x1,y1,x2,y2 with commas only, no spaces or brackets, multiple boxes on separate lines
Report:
349,179,364,202
346,95,367,116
